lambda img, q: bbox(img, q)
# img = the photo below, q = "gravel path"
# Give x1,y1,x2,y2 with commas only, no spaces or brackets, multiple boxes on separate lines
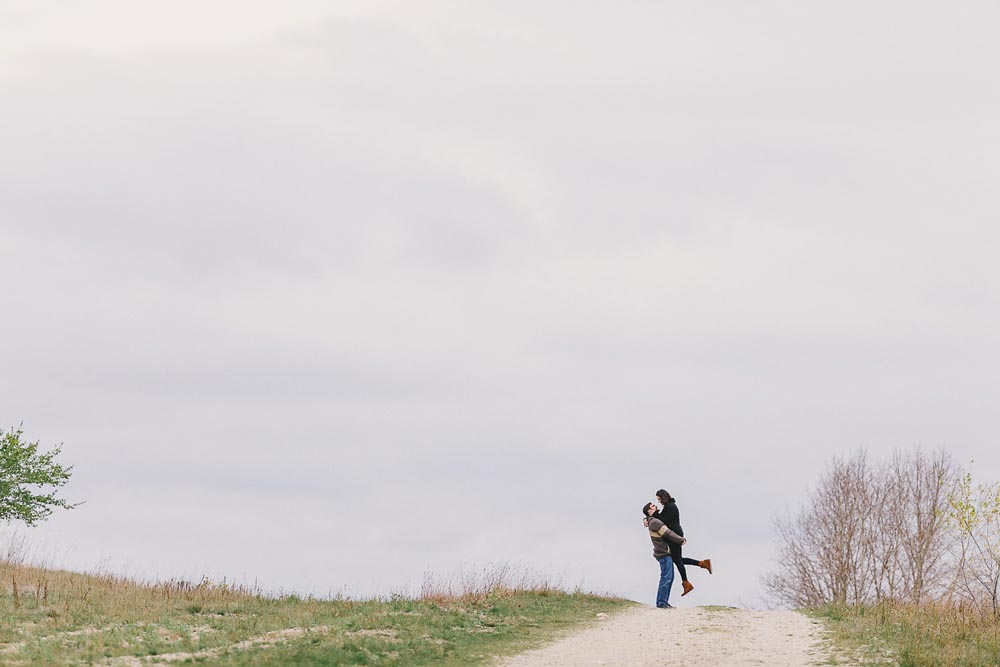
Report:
499,606,840,667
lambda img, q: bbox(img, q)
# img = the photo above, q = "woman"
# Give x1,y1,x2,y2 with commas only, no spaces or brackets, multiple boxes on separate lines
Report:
654,489,712,596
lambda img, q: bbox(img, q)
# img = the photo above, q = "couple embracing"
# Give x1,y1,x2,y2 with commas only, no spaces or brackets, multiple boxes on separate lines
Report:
642,489,712,609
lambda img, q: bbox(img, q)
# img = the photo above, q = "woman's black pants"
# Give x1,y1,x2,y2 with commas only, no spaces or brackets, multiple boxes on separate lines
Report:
669,541,701,582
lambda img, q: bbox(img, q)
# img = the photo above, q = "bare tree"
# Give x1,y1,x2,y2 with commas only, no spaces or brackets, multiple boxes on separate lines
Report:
890,448,955,603
764,447,957,608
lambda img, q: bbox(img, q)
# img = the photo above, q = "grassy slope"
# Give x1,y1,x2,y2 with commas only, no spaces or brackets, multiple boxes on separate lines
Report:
811,603,1000,667
0,560,633,666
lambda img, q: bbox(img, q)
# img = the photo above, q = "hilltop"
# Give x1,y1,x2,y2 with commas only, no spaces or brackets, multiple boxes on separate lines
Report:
0,557,629,666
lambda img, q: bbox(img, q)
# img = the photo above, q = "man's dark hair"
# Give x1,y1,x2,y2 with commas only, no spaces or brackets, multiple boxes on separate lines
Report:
656,489,672,503
642,502,655,517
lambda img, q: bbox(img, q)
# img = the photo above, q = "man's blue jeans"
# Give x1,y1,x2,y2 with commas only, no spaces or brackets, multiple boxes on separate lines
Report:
656,555,674,608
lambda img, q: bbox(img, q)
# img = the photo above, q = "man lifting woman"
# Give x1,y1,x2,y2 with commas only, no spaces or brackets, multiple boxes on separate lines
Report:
642,489,712,608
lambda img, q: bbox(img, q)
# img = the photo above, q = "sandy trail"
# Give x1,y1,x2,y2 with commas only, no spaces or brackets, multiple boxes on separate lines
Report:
499,606,842,667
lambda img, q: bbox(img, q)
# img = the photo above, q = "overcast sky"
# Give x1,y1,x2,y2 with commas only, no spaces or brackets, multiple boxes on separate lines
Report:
2,1,999,607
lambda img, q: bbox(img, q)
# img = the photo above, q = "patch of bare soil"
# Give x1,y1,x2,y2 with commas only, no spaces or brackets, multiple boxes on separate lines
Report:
104,625,332,667
0,624,139,655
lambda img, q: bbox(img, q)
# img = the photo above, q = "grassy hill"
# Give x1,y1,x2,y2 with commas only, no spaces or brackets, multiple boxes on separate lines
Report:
813,602,1000,667
0,554,631,666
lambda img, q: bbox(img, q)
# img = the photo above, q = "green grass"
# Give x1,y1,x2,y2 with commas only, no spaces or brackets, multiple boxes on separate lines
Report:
810,603,1000,667
0,559,632,666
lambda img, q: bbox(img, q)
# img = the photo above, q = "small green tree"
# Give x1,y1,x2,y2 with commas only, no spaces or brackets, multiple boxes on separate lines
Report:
945,469,1000,618
0,426,79,525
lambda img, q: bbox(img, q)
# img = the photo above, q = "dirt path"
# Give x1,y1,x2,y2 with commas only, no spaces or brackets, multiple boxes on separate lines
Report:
499,606,844,667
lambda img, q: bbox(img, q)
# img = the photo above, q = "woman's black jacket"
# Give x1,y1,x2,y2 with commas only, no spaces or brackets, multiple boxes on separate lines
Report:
655,499,684,537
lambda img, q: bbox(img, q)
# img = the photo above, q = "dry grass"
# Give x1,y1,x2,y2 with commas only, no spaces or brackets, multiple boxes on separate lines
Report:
813,601,1000,667
419,563,561,605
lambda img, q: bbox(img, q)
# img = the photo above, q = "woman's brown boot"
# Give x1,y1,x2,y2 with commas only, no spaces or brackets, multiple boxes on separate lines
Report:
681,580,694,596
699,559,712,574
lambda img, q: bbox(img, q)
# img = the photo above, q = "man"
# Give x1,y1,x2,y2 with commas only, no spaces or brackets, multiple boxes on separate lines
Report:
642,501,686,609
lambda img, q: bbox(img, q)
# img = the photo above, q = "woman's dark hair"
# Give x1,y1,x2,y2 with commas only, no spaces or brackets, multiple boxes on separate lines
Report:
656,489,672,503
642,502,655,517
